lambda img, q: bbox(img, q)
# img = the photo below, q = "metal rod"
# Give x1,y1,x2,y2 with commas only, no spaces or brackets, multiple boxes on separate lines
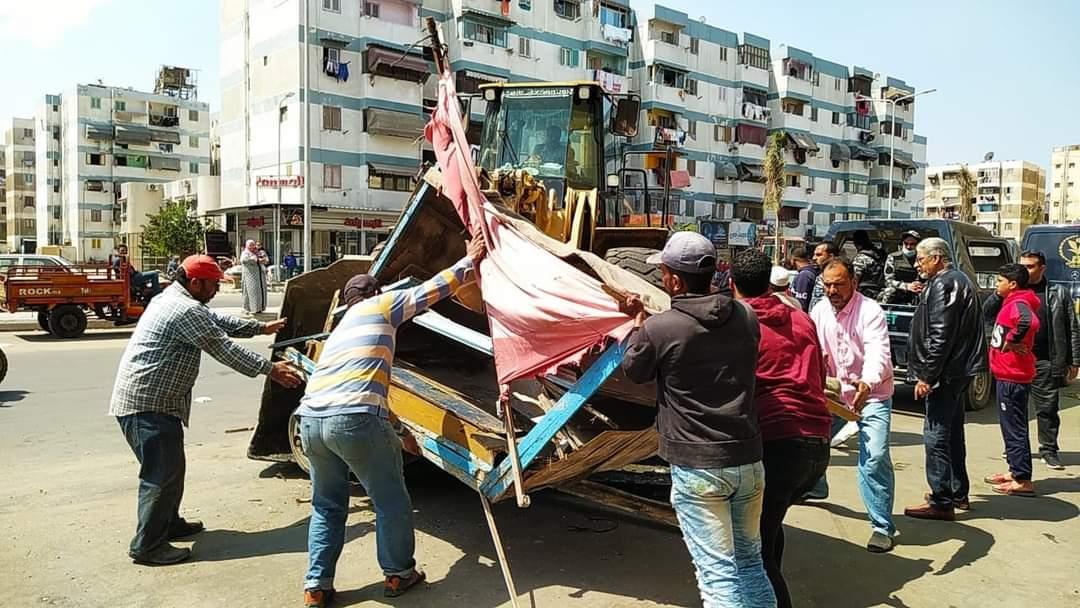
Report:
502,398,531,508
480,494,522,608
302,0,312,273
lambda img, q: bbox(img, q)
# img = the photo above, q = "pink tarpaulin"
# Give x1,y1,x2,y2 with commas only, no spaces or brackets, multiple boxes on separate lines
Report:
424,71,633,385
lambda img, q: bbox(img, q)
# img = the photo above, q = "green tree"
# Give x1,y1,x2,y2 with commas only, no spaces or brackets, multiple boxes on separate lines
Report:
139,202,210,258
762,131,786,262
956,164,976,224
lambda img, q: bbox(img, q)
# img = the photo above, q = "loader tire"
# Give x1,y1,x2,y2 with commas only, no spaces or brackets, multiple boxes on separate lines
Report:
0,346,7,385
48,305,87,339
37,311,50,332
605,247,664,289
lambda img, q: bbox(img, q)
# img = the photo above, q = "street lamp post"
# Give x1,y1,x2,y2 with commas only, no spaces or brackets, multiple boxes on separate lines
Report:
275,91,296,282
873,88,936,219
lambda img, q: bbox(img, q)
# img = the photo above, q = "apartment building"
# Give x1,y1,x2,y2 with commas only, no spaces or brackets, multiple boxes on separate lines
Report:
1049,144,1080,223
4,118,37,253
923,160,1045,241
627,6,926,240
33,76,211,261
0,147,6,240
118,175,222,264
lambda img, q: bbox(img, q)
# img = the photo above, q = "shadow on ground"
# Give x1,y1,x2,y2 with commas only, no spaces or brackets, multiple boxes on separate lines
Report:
0,389,30,406
16,330,134,343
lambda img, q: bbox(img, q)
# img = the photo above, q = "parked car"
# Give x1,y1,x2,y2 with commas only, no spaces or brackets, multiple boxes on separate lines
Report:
823,219,1014,410
0,254,73,269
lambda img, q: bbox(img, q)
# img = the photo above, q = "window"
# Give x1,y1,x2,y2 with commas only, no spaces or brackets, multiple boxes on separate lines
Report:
463,20,507,46
322,0,340,11
830,179,839,194
655,66,686,89
52,126,59,140
263,56,268,66
53,207,61,220
189,162,199,173
189,109,199,122
847,178,869,195
520,0,531,10
718,87,727,101
518,36,531,57
689,38,699,54
90,97,101,109
189,135,200,147
86,180,104,192
598,4,627,27
719,47,728,62
25,174,33,185
24,195,34,207
1071,163,1077,168
53,183,60,193
91,238,102,249
735,124,767,146
323,164,342,189
322,106,342,131
554,0,580,19
834,77,841,91
714,125,732,142
363,1,379,17
559,48,580,68
738,44,770,70
786,174,801,187
1055,163,1062,169
368,169,416,191
832,111,841,125
115,100,126,111
660,30,676,45
23,128,33,138
687,159,696,177
685,78,698,96
87,153,104,166
687,120,696,139
1054,182,1061,188
91,209,102,222
810,107,818,122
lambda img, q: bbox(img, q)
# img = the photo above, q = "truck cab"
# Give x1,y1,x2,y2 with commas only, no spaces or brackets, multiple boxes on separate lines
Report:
823,220,1013,410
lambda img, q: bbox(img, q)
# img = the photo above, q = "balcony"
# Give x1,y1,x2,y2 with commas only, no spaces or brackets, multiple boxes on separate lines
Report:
648,82,689,108
775,74,813,100
775,111,811,134
113,110,148,124
588,69,627,93
783,185,809,205
355,10,422,45
645,38,688,69
737,64,770,90
739,102,770,123
149,114,180,128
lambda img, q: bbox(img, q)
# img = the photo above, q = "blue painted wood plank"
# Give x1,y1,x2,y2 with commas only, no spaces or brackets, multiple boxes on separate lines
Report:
369,181,429,277
480,341,627,499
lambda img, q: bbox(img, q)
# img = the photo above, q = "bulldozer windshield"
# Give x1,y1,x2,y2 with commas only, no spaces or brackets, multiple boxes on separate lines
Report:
479,86,599,189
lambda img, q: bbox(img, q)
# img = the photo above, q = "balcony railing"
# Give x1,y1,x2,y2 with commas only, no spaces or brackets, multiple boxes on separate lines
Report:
590,69,627,93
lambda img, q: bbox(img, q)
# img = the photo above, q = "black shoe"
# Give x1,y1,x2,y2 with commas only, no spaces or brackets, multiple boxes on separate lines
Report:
169,518,205,540
132,543,192,566
867,531,895,553
1042,453,1065,471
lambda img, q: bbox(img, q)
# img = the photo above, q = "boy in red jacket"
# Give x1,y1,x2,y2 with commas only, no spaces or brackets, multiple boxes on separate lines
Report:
985,263,1041,497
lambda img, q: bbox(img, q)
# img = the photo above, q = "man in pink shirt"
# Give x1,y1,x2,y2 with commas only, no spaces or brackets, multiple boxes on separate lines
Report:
810,259,897,553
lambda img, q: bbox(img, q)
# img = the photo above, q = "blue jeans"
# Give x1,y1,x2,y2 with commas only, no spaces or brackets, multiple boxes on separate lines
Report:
132,270,161,298
997,381,1032,481
671,463,777,608
813,399,896,536
300,413,415,591
117,412,186,558
923,378,971,509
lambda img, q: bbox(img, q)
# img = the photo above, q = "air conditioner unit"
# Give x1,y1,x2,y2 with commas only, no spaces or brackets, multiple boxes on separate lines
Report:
864,160,873,169
506,47,514,54
147,184,159,191
463,41,474,47
805,187,814,194
728,144,739,152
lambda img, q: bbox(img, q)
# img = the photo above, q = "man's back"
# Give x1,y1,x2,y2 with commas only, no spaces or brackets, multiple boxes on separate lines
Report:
623,292,762,468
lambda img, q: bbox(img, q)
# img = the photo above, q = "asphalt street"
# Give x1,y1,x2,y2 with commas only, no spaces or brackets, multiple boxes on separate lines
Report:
0,316,1077,607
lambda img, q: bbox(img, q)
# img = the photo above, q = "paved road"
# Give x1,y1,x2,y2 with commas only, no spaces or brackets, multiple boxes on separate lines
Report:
0,332,1077,607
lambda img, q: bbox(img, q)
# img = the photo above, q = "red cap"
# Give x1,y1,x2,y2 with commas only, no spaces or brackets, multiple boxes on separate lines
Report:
181,255,224,281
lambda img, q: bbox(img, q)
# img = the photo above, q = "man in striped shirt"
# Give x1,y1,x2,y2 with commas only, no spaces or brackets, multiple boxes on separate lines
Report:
298,237,485,608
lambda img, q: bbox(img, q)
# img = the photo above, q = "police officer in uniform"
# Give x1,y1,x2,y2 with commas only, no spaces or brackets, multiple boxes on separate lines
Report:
880,230,924,305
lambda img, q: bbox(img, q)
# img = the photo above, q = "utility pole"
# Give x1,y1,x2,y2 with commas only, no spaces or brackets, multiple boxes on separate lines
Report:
302,0,312,272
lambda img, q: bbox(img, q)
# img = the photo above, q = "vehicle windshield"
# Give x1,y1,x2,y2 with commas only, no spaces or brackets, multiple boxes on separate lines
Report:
479,87,599,189
833,227,942,258
1024,230,1080,286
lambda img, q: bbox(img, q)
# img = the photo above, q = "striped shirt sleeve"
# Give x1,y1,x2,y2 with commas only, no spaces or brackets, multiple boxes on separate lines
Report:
386,257,474,328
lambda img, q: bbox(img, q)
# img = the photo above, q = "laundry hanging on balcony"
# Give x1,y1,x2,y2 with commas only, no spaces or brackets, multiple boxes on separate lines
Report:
337,62,350,83
600,24,632,45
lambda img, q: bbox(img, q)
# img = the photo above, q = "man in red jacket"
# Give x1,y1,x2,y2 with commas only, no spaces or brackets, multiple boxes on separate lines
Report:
731,249,831,608
984,263,1041,497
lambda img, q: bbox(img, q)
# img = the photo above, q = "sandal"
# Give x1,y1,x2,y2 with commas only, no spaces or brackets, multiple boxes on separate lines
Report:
384,569,426,598
992,482,1035,497
983,472,1012,485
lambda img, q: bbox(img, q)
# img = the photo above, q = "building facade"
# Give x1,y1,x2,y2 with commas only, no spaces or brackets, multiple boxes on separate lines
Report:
220,0,923,259
118,175,222,265
33,82,210,261
923,160,1046,241
1049,145,1080,223
4,118,37,253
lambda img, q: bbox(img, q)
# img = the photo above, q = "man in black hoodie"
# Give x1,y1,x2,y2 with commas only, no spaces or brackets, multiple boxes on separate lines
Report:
620,231,774,608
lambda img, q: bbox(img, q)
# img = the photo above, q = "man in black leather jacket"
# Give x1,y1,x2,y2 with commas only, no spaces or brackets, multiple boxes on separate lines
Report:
985,250,1080,470
904,237,987,521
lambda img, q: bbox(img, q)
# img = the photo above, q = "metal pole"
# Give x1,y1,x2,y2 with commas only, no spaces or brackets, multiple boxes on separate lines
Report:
275,100,283,283
886,99,894,220
302,0,312,272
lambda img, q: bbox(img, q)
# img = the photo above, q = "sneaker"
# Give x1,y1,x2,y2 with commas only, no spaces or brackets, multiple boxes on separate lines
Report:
867,531,895,553
168,518,205,540
1042,453,1065,471
303,588,335,608
131,543,192,566
830,421,859,448
384,569,426,598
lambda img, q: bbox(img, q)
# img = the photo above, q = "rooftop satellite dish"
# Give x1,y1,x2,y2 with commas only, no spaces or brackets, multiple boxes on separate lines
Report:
984,152,994,162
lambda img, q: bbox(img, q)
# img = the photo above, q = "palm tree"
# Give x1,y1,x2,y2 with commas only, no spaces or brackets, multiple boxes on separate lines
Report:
957,164,976,224
762,132,786,262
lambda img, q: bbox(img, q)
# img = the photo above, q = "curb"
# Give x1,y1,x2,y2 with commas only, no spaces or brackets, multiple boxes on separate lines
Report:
0,320,119,333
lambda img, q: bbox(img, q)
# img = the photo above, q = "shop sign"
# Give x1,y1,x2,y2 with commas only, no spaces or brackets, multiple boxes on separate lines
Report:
344,217,383,229
246,216,266,228
728,221,757,247
256,175,305,188
698,220,728,246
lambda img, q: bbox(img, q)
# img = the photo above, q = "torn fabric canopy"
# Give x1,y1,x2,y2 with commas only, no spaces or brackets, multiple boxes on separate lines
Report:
424,70,634,386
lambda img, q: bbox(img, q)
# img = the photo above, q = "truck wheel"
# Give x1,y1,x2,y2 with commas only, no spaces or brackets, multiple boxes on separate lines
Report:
37,311,50,332
48,305,88,339
605,247,664,289
0,347,7,384
288,414,311,474
964,371,994,411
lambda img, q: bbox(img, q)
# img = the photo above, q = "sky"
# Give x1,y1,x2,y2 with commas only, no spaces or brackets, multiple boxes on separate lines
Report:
1,0,1077,171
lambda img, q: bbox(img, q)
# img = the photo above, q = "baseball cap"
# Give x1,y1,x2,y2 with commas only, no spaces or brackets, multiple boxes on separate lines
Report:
180,255,224,281
901,230,921,242
343,274,380,305
646,231,717,274
770,265,790,288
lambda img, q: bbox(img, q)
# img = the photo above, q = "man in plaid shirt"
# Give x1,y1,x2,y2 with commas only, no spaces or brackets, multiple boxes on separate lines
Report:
109,255,301,566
